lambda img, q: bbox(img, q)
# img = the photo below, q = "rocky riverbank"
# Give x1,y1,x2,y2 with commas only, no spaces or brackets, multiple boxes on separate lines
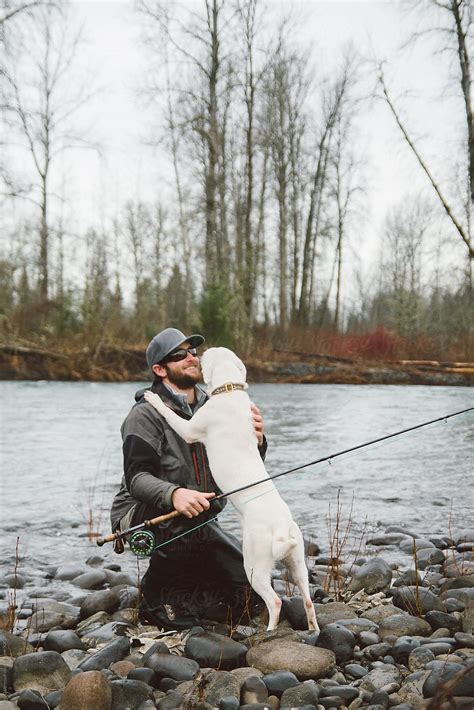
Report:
1,525,473,709
0,344,473,385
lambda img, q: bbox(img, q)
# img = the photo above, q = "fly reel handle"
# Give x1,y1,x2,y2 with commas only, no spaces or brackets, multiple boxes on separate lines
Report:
96,509,180,547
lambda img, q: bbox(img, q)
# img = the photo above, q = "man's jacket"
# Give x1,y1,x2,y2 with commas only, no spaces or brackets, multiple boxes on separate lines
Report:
110,380,267,539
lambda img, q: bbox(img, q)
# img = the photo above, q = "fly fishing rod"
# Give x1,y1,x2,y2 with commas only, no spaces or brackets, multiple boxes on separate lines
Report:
96,406,473,556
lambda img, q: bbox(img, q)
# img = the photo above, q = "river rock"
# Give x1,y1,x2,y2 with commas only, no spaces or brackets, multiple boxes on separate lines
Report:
350,558,392,594
334,617,378,635
344,663,368,679
360,604,404,625
408,646,435,671
16,688,49,708
145,652,199,681
78,636,130,671
415,547,446,569
378,614,431,639
316,623,356,663
0,701,17,709
54,564,89,581
28,600,80,632
455,632,474,649
425,610,461,634
43,630,85,653
185,630,247,670
393,569,422,587
60,648,89,670
80,589,120,619
320,685,359,703
0,631,34,657
110,679,154,709
451,528,474,546
261,670,299,697
399,537,435,553
314,602,357,627
0,657,13,694
60,670,112,709
359,665,401,691
229,666,264,688
71,570,107,590
13,651,71,693
247,638,335,680
176,669,240,706
391,586,444,615
280,679,320,706
423,663,474,697
367,533,411,546
241,675,268,703
80,621,134,648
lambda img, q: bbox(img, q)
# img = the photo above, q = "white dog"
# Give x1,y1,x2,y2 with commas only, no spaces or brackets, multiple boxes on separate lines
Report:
144,347,318,632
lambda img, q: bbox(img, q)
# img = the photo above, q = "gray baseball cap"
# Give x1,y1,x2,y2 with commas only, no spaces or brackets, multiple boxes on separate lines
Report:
146,327,205,368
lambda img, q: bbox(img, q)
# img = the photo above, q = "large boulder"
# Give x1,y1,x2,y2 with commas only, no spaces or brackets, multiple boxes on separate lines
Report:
246,638,335,680
60,670,112,710
13,651,71,694
350,558,392,594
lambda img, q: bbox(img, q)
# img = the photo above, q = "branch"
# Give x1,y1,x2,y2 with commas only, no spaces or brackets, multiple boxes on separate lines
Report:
378,67,473,259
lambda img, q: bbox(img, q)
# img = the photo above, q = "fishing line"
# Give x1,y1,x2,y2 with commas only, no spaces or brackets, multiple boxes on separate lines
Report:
147,406,473,553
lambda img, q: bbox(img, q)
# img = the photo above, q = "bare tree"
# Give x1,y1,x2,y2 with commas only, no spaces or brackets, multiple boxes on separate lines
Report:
379,0,473,262
2,2,92,305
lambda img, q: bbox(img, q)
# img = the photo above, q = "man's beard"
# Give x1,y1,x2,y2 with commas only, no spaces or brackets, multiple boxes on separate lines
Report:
165,364,202,389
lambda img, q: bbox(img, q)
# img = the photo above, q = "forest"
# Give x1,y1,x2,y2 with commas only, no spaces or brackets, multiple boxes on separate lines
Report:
1,0,472,374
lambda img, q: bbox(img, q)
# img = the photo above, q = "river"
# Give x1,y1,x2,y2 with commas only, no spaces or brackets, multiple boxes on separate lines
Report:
0,381,472,580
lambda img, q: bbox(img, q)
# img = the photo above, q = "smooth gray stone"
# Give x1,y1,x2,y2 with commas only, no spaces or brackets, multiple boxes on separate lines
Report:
364,642,392,660
359,631,380,648
425,610,461,634
262,670,299,698
370,689,389,708
43,630,85,653
280,679,320,707
145,652,199,681
13,651,71,694
399,537,435,553
415,547,446,569
78,636,130,671
335,618,378,634
391,586,443,614
71,570,107,590
421,642,456,655
423,664,474,697
80,589,120,619
110,679,154,710
391,636,421,662
393,570,422,588
54,564,89,581
80,621,135,648
316,622,356,663
0,631,34,657
319,696,344,709
127,667,157,686
241,675,268,704
344,663,368,679
16,688,49,709
455,631,474,648
184,630,247,670
350,558,392,594
219,696,239,710
319,685,359,701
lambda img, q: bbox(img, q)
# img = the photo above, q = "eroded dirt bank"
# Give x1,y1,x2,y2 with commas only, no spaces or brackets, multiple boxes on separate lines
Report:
0,345,473,386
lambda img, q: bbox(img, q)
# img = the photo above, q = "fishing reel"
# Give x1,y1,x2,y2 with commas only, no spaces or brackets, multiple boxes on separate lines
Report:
129,530,155,557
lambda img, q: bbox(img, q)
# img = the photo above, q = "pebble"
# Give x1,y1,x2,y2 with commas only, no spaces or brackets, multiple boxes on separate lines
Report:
1,526,472,709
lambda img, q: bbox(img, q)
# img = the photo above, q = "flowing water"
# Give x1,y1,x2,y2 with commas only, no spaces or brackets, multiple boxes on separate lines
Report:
0,381,472,580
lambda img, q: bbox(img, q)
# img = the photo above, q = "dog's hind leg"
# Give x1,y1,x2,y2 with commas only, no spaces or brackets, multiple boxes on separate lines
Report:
284,539,319,632
244,561,282,631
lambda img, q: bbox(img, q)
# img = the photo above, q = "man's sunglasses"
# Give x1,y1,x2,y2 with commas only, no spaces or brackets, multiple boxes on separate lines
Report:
163,347,198,364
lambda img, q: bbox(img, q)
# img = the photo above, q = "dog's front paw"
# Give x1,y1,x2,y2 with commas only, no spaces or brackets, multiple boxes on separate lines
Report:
144,390,166,413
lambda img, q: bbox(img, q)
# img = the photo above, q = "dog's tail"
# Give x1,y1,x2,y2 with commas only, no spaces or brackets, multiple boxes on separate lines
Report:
272,526,298,560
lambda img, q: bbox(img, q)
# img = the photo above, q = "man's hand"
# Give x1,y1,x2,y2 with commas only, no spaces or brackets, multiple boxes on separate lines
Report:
172,488,215,518
250,403,265,447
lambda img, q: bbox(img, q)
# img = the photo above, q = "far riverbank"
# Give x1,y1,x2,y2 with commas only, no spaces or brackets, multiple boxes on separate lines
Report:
0,344,473,386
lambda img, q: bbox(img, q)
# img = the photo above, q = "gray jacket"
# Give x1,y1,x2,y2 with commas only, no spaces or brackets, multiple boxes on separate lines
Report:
110,380,229,535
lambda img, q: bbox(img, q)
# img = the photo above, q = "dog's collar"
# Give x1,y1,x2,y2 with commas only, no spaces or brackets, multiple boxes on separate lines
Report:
210,382,246,396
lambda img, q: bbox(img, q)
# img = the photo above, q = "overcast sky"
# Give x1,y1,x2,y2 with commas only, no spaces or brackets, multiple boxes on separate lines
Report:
6,0,463,296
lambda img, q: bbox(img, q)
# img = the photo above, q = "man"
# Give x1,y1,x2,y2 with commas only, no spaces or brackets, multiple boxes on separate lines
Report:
110,327,266,630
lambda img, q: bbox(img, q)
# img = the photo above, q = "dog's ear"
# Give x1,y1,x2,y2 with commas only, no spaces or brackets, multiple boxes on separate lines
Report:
200,348,215,385
220,347,247,384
